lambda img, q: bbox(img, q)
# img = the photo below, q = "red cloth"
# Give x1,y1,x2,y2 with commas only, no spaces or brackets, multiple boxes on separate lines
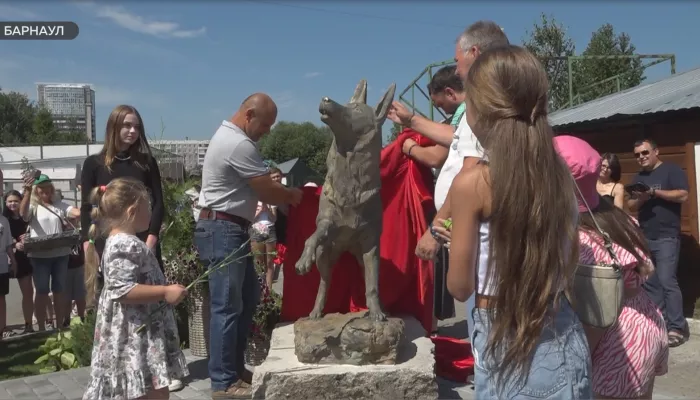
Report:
281,129,437,331
432,336,475,382
280,129,474,381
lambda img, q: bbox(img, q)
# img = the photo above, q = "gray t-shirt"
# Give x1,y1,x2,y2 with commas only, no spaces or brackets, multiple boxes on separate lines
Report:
199,120,269,221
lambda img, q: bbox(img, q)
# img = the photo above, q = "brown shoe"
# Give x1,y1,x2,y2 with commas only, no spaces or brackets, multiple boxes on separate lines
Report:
211,380,252,399
239,368,253,385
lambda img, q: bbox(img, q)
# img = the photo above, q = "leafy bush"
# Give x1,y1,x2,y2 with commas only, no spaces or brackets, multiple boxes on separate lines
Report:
70,312,96,367
251,261,282,341
34,329,80,373
160,179,207,312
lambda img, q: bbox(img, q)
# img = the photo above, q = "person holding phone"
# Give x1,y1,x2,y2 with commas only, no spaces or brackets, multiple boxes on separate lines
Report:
628,138,689,347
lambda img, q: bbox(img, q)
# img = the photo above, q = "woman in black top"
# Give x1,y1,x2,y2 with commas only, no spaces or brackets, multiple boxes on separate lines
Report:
80,105,165,269
3,190,35,333
596,152,625,210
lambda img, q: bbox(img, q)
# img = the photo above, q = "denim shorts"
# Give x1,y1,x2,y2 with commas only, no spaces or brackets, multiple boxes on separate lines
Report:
30,256,69,295
471,296,592,399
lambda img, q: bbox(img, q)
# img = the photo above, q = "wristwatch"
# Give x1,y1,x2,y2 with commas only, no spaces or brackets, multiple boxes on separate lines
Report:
650,188,656,197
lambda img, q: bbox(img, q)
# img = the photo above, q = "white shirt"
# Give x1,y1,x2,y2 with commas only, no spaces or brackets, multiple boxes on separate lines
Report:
434,113,484,210
28,202,74,258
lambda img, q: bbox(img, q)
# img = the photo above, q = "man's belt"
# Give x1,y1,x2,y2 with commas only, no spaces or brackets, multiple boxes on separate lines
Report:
199,208,250,230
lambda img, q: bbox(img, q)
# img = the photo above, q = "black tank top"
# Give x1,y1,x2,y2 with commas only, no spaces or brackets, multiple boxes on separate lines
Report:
601,183,617,203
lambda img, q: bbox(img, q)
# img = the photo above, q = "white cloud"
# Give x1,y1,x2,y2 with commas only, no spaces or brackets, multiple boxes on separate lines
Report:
82,3,205,39
303,72,322,79
0,5,40,19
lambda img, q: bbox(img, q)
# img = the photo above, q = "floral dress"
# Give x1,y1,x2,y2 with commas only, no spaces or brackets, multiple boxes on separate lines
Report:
84,233,189,400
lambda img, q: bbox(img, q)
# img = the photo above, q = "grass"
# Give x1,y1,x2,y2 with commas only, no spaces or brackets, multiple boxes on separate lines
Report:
0,332,54,381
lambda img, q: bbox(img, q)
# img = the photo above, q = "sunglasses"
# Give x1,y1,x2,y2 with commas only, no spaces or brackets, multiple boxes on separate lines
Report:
634,150,650,158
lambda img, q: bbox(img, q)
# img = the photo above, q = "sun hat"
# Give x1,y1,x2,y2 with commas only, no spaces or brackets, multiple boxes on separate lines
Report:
553,135,601,212
33,174,52,186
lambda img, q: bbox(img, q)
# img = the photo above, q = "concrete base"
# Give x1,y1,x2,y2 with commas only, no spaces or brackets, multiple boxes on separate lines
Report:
252,316,438,400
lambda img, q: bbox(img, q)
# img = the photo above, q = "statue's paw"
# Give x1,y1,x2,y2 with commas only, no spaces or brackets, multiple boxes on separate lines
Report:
368,309,387,322
295,248,314,276
309,308,323,320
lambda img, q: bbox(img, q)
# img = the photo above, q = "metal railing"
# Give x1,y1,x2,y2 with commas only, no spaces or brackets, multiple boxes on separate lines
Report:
397,54,676,121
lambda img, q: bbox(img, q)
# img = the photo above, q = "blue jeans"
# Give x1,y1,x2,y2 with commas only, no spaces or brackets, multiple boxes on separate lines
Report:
30,256,69,295
194,219,260,391
643,236,687,334
471,297,592,399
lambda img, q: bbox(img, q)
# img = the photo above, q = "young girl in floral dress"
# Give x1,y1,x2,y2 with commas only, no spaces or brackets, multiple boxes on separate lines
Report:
83,178,189,400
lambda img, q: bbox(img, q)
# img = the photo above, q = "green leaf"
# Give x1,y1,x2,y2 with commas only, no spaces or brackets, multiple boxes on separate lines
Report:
39,366,57,374
34,354,50,364
60,352,76,370
49,348,62,356
70,317,83,327
45,337,57,346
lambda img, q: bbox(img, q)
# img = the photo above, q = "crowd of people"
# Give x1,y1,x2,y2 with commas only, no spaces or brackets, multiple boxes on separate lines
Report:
0,18,693,400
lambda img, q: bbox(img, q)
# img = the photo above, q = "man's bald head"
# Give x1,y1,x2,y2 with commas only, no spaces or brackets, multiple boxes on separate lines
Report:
232,92,278,141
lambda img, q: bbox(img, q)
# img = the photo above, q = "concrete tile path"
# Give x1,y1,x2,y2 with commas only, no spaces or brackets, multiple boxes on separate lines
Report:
1,269,698,399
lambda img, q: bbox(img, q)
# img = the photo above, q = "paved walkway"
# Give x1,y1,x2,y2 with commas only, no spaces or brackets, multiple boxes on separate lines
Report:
1,270,699,399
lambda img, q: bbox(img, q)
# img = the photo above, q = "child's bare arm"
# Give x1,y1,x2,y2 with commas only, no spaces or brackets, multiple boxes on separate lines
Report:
119,284,187,305
119,284,167,304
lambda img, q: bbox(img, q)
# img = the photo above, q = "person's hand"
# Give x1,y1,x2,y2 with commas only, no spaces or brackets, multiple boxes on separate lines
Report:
402,138,418,155
15,238,24,252
22,174,34,189
415,230,441,260
164,284,188,305
432,218,452,247
387,101,415,126
145,234,158,250
634,190,651,202
287,188,303,206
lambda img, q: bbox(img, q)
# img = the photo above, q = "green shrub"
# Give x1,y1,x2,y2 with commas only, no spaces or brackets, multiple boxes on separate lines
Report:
70,312,97,367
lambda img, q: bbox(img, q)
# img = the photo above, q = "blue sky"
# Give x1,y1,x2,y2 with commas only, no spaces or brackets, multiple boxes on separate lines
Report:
1,1,699,142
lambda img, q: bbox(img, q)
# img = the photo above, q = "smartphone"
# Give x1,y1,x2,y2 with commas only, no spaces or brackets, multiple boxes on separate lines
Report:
624,182,651,194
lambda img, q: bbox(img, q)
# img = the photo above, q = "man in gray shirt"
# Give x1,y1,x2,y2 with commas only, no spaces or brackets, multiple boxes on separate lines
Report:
195,93,303,399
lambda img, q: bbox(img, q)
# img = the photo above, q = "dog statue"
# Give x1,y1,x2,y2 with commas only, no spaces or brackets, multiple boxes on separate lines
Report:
295,79,396,322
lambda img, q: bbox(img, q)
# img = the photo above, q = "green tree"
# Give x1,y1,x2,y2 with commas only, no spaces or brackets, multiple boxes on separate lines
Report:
576,24,644,103
386,122,403,145
258,121,333,177
31,107,58,144
0,89,35,144
522,14,576,111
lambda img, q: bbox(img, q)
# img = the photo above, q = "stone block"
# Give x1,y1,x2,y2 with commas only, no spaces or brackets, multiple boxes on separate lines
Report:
252,315,437,400
294,311,404,365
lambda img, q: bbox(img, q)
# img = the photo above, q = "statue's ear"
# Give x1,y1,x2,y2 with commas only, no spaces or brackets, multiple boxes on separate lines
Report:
350,79,368,104
374,83,396,125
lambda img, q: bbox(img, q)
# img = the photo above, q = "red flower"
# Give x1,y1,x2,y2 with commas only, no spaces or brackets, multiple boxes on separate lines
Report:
273,244,286,266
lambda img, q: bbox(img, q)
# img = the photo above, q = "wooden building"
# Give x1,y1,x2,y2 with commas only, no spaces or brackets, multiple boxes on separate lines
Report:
549,66,700,317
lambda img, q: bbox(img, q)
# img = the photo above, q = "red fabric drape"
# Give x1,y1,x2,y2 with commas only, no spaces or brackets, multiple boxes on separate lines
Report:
280,129,474,381
281,129,437,331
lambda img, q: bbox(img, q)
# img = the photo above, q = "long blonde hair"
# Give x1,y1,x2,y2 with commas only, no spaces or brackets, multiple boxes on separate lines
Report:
84,177,151,303
464,45,579,382
101,105,154,172
30,182,56,208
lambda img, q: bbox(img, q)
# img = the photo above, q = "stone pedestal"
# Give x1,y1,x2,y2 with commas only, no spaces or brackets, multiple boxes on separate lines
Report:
294,311,404,365
251,315,438,400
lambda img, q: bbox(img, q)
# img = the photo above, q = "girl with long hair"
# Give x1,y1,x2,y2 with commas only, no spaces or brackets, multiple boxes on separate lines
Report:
3,190,35,333
446,45,592,398
597,153,625,209
83,178,188,400
556,135,668,399
19,175,80,332
80,104,165,272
